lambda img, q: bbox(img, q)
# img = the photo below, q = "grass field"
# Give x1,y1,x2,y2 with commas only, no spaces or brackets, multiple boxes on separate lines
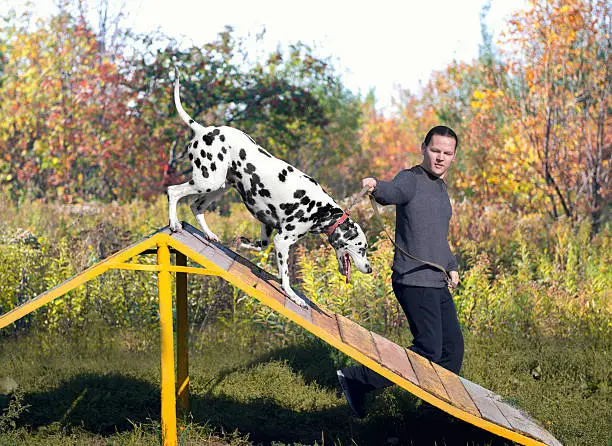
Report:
0,321,609,445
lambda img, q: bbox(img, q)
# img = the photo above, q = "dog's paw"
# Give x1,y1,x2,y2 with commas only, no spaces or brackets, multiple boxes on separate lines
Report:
169,220,183,232
204,231,220,242
286,292,308,309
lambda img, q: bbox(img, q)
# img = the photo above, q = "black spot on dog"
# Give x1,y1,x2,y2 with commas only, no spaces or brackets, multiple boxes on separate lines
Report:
245,191,256,205
287,166,294,172
189,153,194,160
278,172,286,182
201,165,209,178
211,162,216,171
195,158,201,168
239,149,246,160
213,129,220,135
229,167,242,180
220,135,226,142
294,210,305,220
285,224,296,231
300,196,310,205
258,147,272,158
189,180,194,185
189,119,194,124
206,188,211,192
193,140,199,148
277,252,283,258
307,201,316,212
268,204,279,220
293,190,306,199
280,202,300,215
200,150,206,158
259,188,271,198
256,210,269,223
222,147,227,154
203,132,215,145
245,163,256,174
207,153,212,161
218,153,224,161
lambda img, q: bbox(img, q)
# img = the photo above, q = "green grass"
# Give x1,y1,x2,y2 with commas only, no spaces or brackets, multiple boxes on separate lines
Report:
1,323,609,445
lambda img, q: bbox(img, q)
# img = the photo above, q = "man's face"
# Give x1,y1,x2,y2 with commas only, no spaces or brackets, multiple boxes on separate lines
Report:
421,134,457,179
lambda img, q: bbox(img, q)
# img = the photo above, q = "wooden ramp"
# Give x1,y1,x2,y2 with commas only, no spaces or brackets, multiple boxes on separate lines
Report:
0,222,562,446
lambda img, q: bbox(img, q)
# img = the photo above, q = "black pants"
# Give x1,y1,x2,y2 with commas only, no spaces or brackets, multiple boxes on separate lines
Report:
341,283,464,391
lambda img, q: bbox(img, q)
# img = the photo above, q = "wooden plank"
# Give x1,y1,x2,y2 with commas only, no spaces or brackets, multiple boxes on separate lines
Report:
252,277,286,307
227,259,260,287
493,397,562,446
370,332,419,385
336,314,380,362
310,308,341,339
431,362,481,417
170,230,235,270
284,297,312,323
460,377,513,430
405,349,450,401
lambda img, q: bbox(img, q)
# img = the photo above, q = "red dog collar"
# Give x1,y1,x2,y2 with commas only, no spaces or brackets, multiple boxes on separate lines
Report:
326,210,350,237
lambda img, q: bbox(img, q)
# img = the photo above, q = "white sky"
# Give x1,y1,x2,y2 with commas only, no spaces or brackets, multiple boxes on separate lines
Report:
3,0,526,111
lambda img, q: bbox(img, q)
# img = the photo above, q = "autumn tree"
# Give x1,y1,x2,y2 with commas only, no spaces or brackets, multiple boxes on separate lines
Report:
0,5,165,202
503,0,610,232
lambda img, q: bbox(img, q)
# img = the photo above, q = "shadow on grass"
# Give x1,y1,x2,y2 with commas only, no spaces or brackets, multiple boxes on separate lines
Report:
2,342,515,445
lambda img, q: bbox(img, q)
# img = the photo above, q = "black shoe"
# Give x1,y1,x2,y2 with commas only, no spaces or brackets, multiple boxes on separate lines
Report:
337,370,366,418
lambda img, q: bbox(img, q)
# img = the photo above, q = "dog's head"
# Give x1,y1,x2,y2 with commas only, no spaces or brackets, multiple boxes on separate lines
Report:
328,219,372,277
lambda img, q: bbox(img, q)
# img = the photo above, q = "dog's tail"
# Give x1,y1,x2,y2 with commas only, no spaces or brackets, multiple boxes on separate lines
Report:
173,68,206,132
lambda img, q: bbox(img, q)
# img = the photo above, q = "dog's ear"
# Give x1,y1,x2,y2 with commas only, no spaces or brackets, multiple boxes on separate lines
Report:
328,231,344,250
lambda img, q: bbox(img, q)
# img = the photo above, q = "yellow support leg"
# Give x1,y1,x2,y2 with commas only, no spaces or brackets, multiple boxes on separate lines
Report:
157,242,177,446
176,251,190,415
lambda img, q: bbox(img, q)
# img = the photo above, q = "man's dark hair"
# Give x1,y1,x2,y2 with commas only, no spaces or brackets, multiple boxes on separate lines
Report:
423,125,458,150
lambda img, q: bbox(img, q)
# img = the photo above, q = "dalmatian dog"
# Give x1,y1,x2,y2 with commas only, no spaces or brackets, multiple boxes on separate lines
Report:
167,70,372,308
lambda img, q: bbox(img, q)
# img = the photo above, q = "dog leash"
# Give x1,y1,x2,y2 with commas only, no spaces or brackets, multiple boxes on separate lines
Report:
367,193,454,287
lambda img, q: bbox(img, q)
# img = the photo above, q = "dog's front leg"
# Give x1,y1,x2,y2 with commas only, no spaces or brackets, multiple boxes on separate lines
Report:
273,233,307,308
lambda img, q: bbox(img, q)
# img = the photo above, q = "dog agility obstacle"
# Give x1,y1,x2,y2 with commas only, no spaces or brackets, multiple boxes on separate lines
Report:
0,222,562,446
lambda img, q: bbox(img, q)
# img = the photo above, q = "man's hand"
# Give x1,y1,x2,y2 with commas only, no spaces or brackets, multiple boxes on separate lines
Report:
448,270,459,288
361,177,377,192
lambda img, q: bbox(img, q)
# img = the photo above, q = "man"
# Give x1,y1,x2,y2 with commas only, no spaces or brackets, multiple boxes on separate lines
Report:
337,125,463,418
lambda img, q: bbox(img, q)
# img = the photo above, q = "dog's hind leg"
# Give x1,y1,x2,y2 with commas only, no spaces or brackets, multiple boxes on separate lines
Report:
167,182,203,232
273,233,307,308
189,184,229,241
237,223,274,251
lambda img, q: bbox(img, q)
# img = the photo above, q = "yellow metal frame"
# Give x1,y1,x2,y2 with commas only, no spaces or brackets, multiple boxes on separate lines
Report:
0,232,221,446
0,230,554,446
